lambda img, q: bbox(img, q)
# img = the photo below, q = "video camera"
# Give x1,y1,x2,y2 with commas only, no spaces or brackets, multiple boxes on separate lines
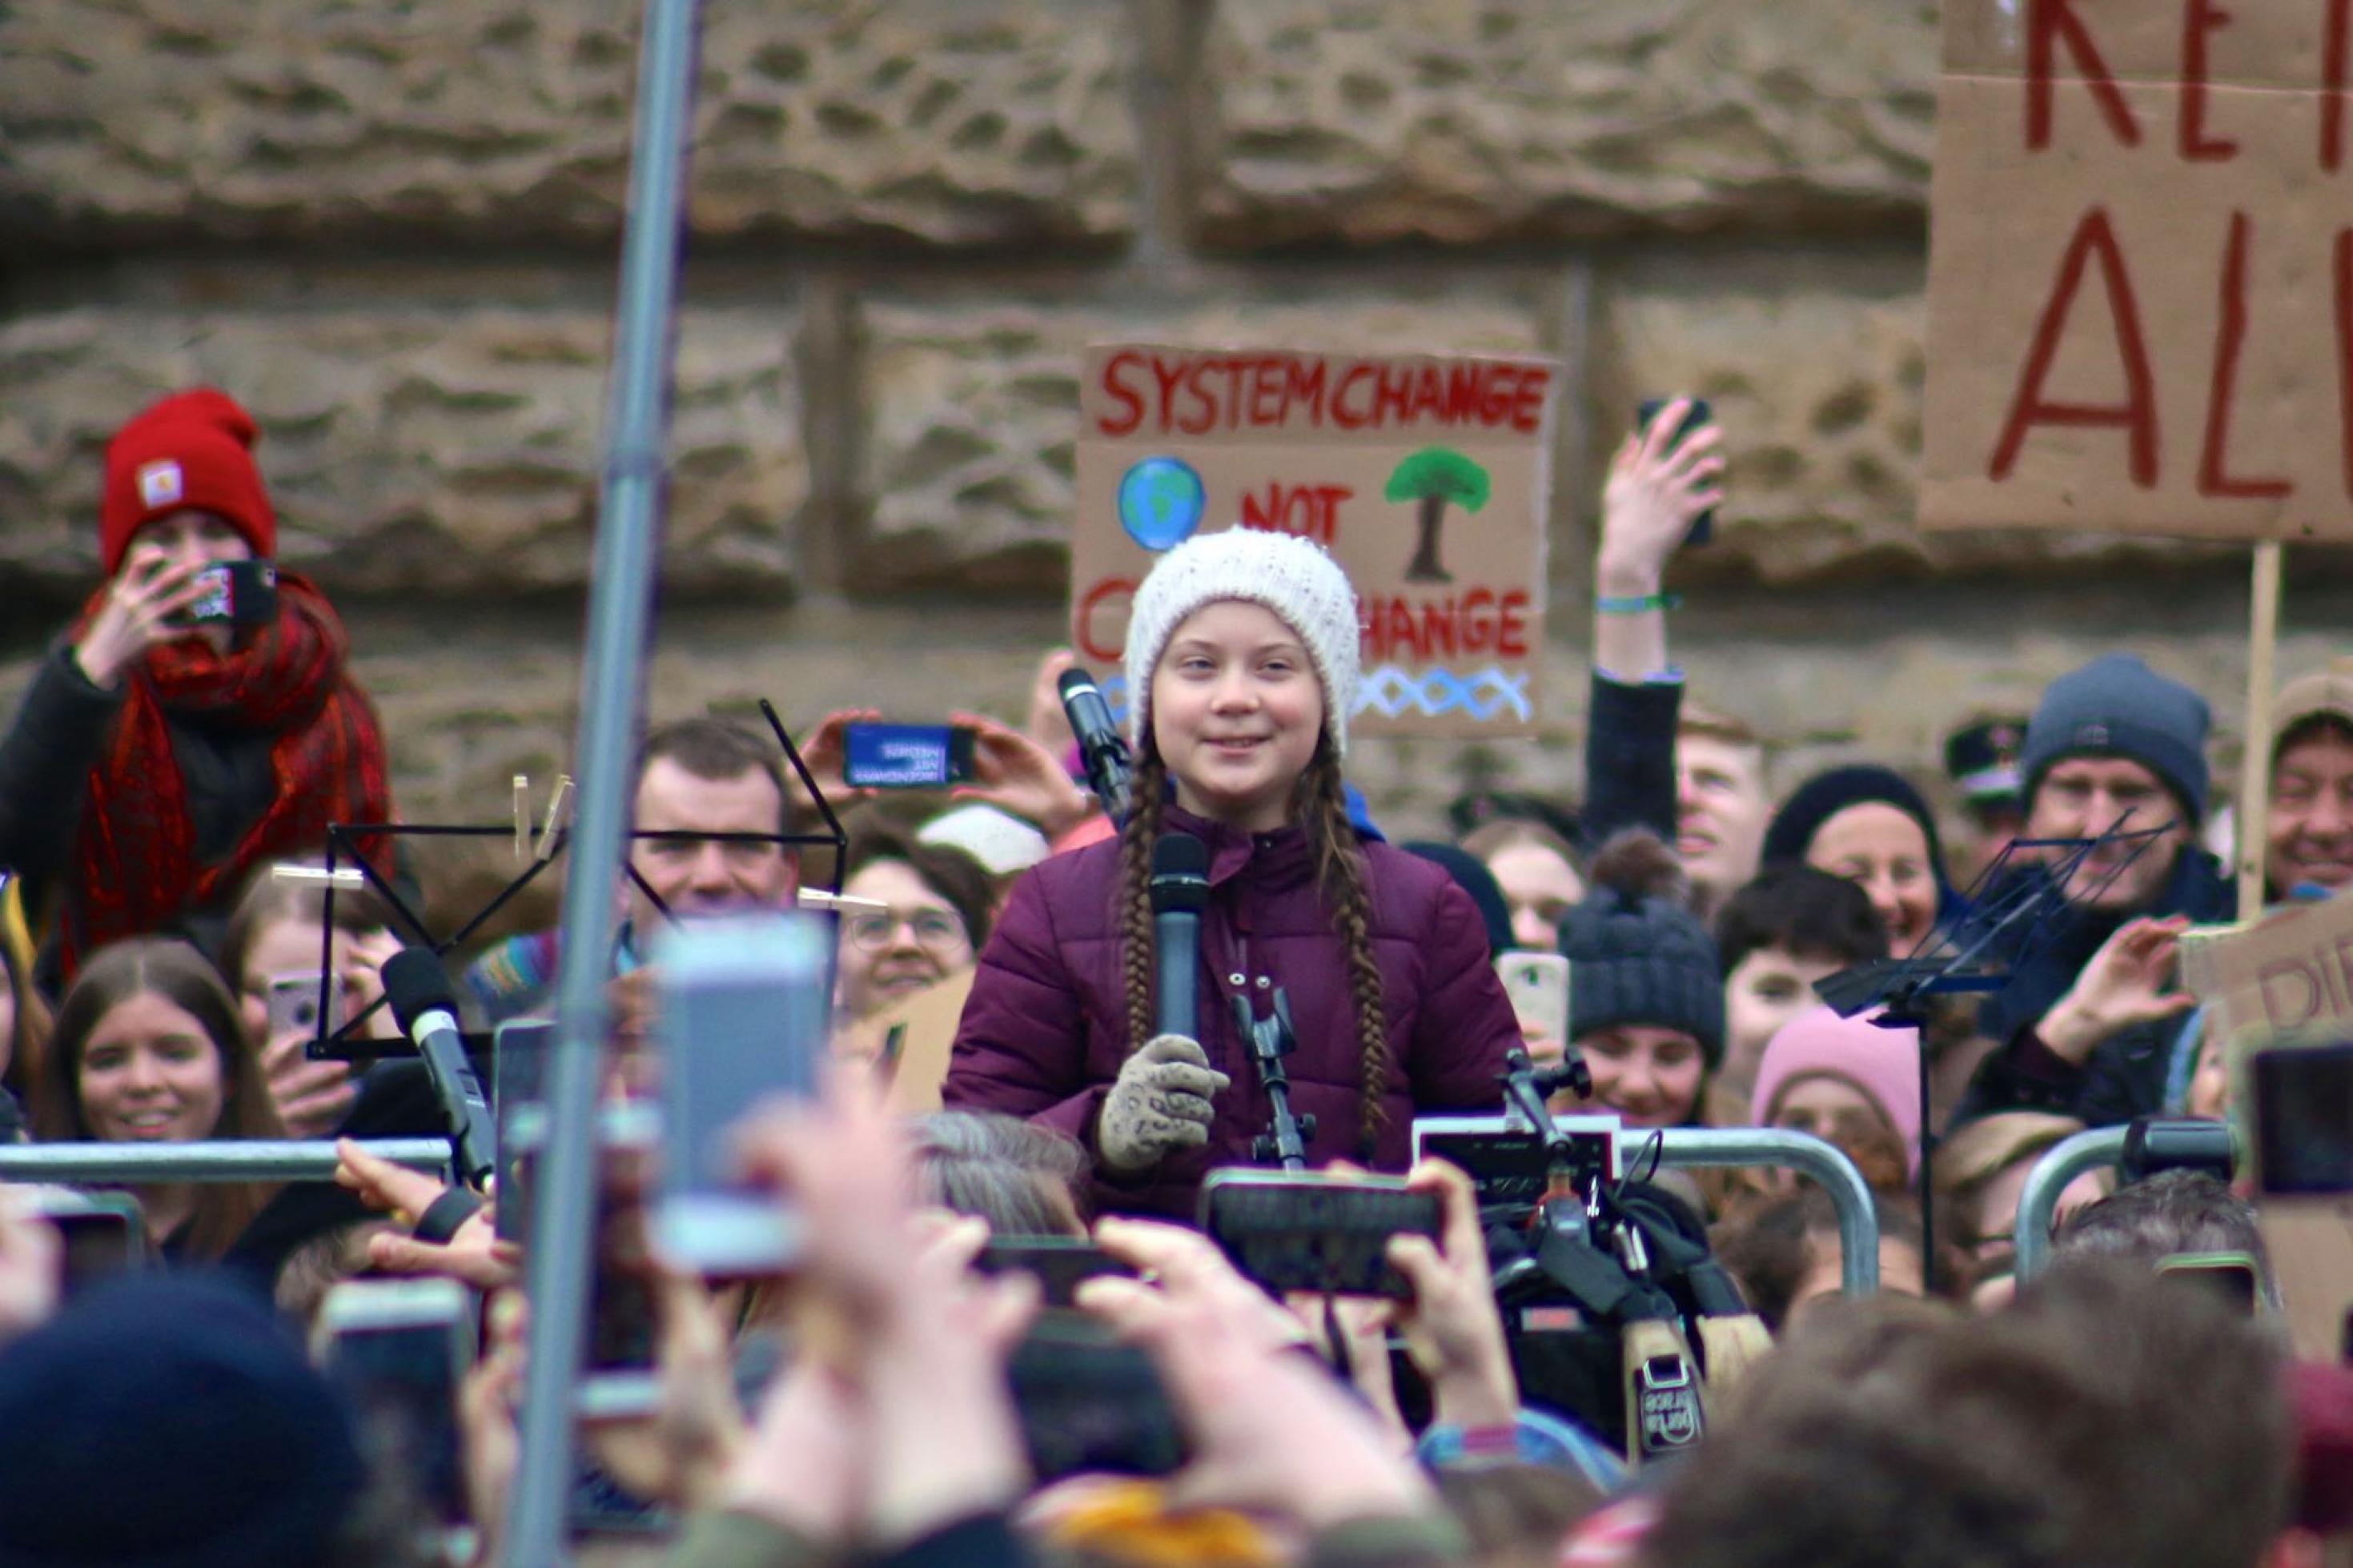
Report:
1419,1050,1758,1463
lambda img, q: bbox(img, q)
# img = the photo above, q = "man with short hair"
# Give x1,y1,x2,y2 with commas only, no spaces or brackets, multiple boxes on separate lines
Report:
1960,654,2232,1127
464,716,801,1022
2054,1169,2277,1307
1674,706,1773,920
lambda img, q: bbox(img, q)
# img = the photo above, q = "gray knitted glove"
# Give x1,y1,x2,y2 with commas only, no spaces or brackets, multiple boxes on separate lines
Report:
1098,1034,1231,1174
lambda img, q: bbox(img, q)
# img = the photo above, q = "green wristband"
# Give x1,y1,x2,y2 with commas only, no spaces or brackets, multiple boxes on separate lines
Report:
1595,591,1681,615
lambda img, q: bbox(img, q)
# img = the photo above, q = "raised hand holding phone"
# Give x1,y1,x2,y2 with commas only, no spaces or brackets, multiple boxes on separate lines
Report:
71,544,210,688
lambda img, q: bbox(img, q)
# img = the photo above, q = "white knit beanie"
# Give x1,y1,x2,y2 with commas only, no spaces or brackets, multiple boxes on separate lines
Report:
1123,528,1362,756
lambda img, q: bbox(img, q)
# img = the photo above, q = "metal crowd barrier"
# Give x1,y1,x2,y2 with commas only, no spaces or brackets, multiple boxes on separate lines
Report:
2012,1125,2131,1280
1653,1126,1881,1293
0,1137,454,1185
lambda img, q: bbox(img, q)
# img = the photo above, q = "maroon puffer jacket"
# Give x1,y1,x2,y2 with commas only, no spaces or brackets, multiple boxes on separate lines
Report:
944,808,1521,1221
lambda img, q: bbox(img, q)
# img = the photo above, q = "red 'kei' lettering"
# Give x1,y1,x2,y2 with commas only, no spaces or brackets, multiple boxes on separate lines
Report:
2198,211,2291,499
1237,483,1352,545
1358,590,1530,662
2327,0,2352,171
1990,207,2160,489
1074,576,1135,664
2179,0,2240,161
2335,230,2353,500
2026,0,2142,150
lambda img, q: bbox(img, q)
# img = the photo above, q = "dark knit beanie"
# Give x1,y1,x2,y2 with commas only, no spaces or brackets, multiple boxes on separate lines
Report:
1761,764,1956,900
1556,831,1725,1066
0,1271,365,1567
2021,653,2211,824
1403,840,1513,956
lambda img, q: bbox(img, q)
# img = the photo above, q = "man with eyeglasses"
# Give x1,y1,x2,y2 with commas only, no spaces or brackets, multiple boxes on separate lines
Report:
464,717,800,1024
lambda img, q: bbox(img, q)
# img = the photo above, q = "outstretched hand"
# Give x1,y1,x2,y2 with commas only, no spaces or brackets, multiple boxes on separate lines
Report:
73,544,211,688
1387,1159,1520,1429
797,708,882,816
334,1138,520,1290
1078,1217,1437,1529
950,710,1095,840
2039,915,2197,1065
1596,396,1724,596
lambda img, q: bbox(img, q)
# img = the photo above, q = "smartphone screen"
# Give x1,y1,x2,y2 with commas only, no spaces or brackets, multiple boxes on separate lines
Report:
1495,952,1570,1045
653,914,827,1276
491,1019,555,1245
1199,1173,1442,1298
267,970,345,1044
1636,397,1717,545
2251,1044,2353,1194
183,559,280,627
841,723,977,788
320,1280,472,1524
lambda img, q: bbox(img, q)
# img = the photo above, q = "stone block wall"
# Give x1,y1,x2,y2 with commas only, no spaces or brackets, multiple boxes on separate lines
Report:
1,0,2337,848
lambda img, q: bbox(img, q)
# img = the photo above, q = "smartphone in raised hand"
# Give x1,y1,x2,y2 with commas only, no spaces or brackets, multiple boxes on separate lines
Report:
652,912,829,1278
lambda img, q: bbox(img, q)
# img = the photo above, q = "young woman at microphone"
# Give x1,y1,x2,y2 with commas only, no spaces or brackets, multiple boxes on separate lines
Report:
944,530,1523,1220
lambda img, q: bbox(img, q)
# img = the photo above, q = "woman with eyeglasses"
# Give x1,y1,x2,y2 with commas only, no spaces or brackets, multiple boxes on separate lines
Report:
833,820,996,1023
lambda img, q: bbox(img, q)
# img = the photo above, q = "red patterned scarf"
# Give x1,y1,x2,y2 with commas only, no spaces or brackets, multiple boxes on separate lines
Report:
64,571,391,976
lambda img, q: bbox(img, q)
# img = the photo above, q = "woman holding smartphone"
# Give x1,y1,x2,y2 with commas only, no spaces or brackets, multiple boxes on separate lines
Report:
0,389,392,982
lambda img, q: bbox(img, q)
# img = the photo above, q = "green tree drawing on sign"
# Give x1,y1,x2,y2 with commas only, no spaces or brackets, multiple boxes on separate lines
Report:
1383,447,1491,583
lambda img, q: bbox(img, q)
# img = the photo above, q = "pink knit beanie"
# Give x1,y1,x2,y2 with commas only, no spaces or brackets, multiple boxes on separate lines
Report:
1750,1005,1923,1177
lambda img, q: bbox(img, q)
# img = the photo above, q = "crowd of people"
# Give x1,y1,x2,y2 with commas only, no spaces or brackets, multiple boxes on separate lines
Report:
0,385,2349,1566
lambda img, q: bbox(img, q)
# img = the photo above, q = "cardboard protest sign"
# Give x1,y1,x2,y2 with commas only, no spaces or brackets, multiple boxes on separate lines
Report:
1070,344,1558,738
1922,1,2353,541
2181,889,2353,1049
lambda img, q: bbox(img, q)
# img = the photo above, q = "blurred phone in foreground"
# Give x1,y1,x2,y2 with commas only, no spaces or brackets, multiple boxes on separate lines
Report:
21,1189,147,1297
576,1101,665,1425
319,1277,472,1526
977,1238,1137,1309
2155,1251,2262,1315
2249,1043,2353,1360
491,1017,554,1245
1009,1313,1186,1483
1199,1170,1441,1299
654,913,829,1278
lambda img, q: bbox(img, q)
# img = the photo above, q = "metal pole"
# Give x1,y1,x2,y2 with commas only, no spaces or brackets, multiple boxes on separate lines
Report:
2011,1125,2129,1281
0,1138,452,1185
504,0,702,1558
1653,1127,1881,1294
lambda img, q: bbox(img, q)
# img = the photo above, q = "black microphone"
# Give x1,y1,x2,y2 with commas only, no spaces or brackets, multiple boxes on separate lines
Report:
1059,666,1132,826
1148,833,1209,1041
381,948,497,1190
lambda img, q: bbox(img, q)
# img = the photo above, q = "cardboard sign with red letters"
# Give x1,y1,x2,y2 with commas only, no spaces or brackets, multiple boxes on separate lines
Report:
1071,344,1558,737
1923,0,2353,541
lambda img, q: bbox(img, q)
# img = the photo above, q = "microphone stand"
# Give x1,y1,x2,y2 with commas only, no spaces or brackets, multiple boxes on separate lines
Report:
1235,989,1314,1171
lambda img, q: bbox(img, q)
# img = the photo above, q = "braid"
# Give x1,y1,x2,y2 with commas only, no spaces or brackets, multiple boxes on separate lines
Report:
1117,749,1169,1057
1299,746,1390,1157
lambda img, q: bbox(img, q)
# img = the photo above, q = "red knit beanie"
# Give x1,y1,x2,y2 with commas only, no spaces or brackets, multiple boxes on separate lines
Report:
99,388,277,574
